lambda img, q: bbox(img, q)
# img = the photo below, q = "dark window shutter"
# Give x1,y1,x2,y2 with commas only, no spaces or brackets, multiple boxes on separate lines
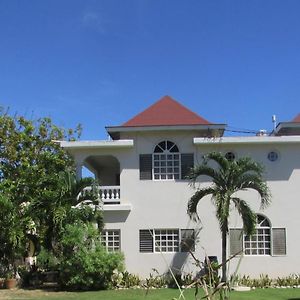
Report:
139,230,153,252
272,228,286,255
180,229,195,252
229,229,243,256
139,154,152,180
181,153,194,179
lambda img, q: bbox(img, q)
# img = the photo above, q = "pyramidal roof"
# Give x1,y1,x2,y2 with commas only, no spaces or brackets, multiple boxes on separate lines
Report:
122,95,211,127
292,113,300,122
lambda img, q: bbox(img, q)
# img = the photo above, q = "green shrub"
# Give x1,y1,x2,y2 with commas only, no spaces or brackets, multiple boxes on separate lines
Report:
58,223,124,290
36,247,59,271
112,271,141,288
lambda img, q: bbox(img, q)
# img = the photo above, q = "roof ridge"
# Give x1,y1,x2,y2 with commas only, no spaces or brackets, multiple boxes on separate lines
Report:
122,95,212,127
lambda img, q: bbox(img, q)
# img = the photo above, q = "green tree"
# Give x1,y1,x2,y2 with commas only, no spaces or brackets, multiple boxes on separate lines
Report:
0,108,81,206
187,152,271,282
29,171,103,256
0,108,83,266
0,193,32,275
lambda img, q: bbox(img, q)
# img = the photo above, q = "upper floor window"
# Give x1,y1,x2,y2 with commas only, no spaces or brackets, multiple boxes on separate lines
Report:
153,141,180,180
225,151,236,161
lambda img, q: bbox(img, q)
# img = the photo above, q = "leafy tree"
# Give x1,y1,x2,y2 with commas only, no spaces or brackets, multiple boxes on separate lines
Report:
0,193,32,275
187,152,271,282
29,171,103,256
0,107,81,206
0,108,83,266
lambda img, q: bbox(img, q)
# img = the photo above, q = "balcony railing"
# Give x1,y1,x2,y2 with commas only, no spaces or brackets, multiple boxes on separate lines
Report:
99,186,120,204
81,185,121,205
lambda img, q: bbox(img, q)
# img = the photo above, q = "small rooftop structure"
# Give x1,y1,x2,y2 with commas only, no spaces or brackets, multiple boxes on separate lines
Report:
275,113,300,136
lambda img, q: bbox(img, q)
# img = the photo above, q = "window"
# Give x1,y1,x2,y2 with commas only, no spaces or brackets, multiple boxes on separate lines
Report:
102,229,120,252
244,215,271,255
268,151,279,162
154,229,179,252
225,151,236,161
139,229,195,253
139,147,193,181
229,214,287,256
153,141,180,180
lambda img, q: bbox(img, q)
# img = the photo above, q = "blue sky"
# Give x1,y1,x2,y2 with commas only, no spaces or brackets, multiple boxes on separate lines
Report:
1,0,300,139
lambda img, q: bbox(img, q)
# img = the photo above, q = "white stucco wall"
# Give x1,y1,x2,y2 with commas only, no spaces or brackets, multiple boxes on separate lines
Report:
65,133,300,278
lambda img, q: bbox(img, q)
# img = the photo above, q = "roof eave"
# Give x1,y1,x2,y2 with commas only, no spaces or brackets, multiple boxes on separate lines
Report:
106,124,227,139
194,136,300,145
59,139,134,150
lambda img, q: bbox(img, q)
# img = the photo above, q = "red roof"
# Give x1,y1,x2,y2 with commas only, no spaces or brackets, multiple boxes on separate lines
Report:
122,95,211,127
292,113,300,122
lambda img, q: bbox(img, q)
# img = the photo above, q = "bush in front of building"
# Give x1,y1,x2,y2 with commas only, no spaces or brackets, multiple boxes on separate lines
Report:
58,223,124,290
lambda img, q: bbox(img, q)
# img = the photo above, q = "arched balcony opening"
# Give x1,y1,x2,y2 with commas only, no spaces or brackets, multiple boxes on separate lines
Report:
83,155,121,205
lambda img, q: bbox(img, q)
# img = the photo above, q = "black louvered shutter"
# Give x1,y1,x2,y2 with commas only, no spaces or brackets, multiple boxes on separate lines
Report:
181,153,194,179
272,228,286,255
139,154,152,180
229,229,243,256
139,230,153,252
180,229,195,252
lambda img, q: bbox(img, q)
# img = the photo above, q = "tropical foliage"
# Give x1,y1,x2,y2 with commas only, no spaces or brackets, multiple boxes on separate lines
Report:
0,109,93,273
58,223,124,290
187,152,271,282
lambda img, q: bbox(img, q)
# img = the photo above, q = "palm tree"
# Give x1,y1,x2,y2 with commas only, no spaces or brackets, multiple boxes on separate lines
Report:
187,152,271,282
30,171,103,255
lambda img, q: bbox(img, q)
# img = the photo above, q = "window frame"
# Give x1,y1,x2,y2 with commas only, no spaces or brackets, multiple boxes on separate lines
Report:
152,140,181,181
139,228,195,253
102,229,121,252
244,215,271,256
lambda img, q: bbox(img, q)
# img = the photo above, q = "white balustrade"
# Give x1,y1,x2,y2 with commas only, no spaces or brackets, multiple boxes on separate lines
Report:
99,186,120,204
80,185,121,205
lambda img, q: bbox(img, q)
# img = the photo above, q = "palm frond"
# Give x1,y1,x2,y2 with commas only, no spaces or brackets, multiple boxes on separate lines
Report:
204,152,230,171
239,180,271,209
236,157,264,175
232,197,256,235
187,187,215,221
188,165,220,186
214,194,230,233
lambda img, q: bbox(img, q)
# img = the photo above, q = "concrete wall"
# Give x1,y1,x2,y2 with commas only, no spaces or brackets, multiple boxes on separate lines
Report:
72,133,300,278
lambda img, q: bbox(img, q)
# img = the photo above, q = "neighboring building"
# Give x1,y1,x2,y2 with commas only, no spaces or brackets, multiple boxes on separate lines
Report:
61,95,300,278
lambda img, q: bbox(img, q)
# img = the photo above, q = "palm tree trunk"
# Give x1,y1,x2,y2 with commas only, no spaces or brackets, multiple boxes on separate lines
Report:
221,229,227,282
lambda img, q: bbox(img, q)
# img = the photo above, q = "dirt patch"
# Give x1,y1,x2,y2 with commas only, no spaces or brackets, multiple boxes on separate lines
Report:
0,288,75,299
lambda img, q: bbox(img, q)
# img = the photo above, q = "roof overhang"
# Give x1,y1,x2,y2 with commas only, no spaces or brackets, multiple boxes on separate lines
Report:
59,139,134,150
193,135,300,145
106,124,227,140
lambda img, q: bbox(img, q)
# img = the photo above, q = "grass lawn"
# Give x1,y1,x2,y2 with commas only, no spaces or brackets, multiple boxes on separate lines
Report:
0,288,299,300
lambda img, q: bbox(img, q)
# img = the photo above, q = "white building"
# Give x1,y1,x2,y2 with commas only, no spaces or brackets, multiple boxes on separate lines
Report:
61,95,300,278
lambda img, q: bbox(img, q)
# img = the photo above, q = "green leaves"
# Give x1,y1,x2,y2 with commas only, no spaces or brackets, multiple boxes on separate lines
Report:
0,109,86,270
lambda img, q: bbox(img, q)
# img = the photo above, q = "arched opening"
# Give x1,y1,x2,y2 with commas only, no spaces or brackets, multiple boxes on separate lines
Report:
81,155,121,205
84,155,120,186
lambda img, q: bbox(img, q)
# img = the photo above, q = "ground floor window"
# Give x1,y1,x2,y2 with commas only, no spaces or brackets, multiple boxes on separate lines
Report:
230,214,286,256
139,228,195,253
102,229,120,252
244,215,271,255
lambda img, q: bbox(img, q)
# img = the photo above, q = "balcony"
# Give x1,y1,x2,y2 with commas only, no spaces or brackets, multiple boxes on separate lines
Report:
79,186,131,211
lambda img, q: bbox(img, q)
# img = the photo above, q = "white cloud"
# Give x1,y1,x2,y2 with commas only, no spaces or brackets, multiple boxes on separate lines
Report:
81,10,106,34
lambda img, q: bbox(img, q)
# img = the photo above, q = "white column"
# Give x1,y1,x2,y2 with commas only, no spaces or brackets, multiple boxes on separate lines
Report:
76,162,83,180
